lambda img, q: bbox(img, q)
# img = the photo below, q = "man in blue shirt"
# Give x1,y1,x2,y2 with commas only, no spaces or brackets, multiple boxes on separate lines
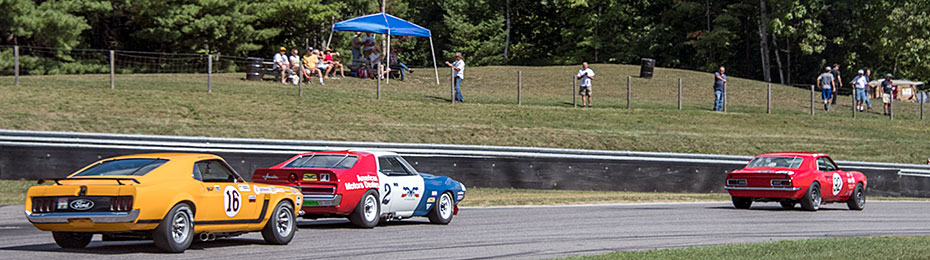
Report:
712,66,727,111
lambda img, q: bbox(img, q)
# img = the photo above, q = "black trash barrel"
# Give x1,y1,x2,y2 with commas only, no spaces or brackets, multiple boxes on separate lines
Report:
640,58,655,79
247,57,263,81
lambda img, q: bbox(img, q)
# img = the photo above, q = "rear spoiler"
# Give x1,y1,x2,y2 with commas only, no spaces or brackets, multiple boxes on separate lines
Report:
39,177,141,185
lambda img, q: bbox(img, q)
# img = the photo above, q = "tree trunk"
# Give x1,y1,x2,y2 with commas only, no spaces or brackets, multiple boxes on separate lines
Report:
771,32,784,84
757,0,771,82
786,37,791,84
504,0,510,60
705,0,711,31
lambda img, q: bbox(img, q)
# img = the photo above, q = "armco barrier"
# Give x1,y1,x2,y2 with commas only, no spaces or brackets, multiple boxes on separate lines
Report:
1,129,928,197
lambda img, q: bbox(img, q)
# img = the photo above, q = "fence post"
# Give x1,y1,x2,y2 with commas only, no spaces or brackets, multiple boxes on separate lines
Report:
517,71,522,105
767,83,772,114
810,85,815,115
13,45,19,86
677,78,682,110
627,76,632,109
298,61,303,97
377,64,382,100
921,92,925,120
207,54,213,93
109,50,115,89
450,68,455,104
851,88,856,118
572,75,577,108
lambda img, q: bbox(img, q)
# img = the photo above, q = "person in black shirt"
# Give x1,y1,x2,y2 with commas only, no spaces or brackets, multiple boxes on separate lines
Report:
881,74,894,115
830,64,842,105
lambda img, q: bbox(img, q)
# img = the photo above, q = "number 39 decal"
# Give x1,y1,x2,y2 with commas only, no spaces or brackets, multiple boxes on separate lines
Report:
224,186,241,217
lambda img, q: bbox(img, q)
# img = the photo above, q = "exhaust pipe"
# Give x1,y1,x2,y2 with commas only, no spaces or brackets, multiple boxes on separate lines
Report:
199,232,217,241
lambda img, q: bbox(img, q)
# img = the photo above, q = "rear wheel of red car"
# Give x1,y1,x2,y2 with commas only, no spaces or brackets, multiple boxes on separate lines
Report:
262,200,296,244
52,232,92,249
153,203,194,253
349,190,380,228
800,182,821,211
779,201,796,209
428,192,455,224
731,197,752,209
846,183,866,210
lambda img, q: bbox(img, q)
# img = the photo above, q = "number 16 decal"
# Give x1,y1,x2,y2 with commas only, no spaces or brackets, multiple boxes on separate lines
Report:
224,186,241,217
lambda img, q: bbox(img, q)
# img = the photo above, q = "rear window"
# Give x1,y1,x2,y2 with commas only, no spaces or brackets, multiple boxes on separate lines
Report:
284,154,358,169
73,158,169,177
746,156,803,169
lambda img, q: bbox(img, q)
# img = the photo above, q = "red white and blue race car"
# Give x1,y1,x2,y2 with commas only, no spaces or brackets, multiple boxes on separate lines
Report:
251,150,466,227
724,152,867,211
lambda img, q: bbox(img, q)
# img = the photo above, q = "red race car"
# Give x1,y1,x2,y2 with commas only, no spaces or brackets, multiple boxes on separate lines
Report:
724,153,867,211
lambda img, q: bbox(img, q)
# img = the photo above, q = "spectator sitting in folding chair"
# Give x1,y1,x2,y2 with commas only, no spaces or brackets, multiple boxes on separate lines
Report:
323,48,345,79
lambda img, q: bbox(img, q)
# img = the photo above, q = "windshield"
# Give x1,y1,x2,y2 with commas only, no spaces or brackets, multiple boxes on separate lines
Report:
73,158,168,177
746,156,803,169
284,154,358,169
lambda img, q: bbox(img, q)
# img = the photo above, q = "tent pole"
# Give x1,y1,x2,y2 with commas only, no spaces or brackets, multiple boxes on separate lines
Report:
386,33,391,84
430,36,439,85
326,30,334,50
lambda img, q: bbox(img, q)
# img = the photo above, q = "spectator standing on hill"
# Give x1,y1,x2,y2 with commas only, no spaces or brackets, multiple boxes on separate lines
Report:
445,52,466,103
576,62,595,107
351,32,363,64
273,47,290,84
817,67,835,111
831,64,842,105
882,74,894,115
864,69,874,110
288,49,301,85
853,70,868,112
712,66,727,111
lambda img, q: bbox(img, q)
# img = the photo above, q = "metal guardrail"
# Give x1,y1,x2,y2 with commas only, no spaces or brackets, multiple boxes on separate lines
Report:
1,129,928,174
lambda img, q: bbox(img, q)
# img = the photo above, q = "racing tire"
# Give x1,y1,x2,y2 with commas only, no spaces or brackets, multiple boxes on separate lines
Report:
52,232,92,249
261,200,296,244
800,182,822,211
846,183,866,211
349,190,380,228
779,201,797,209
153,203,194,253
428,192,455,224
731,196,752,209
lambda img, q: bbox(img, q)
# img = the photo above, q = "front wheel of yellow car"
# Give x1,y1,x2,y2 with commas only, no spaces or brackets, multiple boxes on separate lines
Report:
153,203,194,253
52,232,92,248
261,201,296,245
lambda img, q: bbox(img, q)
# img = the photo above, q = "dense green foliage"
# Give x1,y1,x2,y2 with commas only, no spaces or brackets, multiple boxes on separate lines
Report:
1,0,929,84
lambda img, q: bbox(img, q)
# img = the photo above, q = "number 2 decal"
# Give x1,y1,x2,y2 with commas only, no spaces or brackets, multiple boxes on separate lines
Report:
224,186,240,217
382,183,391,205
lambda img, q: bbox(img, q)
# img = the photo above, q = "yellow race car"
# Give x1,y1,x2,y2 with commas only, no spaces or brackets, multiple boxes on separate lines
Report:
24,153,303,252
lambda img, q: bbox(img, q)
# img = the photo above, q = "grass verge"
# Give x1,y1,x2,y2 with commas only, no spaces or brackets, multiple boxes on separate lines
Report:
558,236,930,260
0,180,38,205
1,64,929,164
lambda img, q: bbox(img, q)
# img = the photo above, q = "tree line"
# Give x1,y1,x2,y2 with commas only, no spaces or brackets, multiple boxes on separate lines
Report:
2,0,928,85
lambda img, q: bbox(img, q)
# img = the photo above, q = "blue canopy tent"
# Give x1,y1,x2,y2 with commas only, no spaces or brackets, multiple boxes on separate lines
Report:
328,13,439,84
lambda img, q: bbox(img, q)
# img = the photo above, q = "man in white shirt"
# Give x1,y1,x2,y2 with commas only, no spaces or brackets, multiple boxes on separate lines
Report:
272,47,289,84
445,52,466,103
576,62,595,107
852,69,869,112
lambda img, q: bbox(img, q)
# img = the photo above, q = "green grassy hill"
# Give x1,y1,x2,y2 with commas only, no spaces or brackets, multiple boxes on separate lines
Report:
1,64,927,163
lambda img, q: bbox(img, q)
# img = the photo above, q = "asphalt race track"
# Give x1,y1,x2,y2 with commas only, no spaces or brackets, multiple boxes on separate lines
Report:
1,201,929,259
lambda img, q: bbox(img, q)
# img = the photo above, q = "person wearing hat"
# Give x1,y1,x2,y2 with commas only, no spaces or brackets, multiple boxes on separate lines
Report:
273,47,290,84
881,73,895,115
852,69,869,112
445,52,466,103
817,66,835,111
